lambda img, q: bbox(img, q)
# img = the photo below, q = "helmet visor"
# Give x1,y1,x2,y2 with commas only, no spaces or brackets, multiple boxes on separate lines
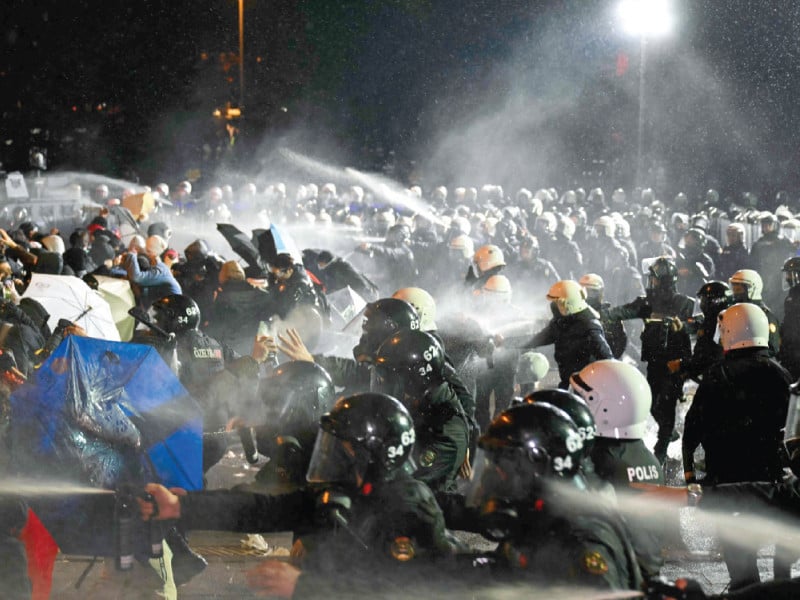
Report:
784,270,800,291
465,447,547,508
306,430,370,486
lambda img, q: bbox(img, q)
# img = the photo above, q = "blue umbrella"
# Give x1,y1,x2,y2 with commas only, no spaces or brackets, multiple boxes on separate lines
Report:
256,223,302,265
10,336,203,555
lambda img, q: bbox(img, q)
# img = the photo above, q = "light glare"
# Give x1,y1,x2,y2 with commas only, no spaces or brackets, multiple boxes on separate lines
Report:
618,0,674,37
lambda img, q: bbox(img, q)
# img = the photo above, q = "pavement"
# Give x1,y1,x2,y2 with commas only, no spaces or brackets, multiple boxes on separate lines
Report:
44,369,800,599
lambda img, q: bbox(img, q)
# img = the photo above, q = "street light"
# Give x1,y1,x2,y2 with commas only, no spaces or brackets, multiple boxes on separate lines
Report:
617,0,674,188
238,0,245,107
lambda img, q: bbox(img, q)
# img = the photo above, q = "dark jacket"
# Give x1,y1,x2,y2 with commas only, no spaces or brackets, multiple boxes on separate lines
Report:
525,307,613,387
683,347,791,485
178,472,457,597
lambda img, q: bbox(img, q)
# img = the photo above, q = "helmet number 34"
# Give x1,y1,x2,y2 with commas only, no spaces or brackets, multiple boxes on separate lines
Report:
388,429,416,460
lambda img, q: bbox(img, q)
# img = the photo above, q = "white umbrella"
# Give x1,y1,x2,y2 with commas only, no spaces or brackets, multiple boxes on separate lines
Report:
22,274,121,341
92,275,136,341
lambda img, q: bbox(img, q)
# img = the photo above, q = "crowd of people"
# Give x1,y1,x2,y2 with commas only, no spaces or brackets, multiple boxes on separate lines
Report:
1,177,800,599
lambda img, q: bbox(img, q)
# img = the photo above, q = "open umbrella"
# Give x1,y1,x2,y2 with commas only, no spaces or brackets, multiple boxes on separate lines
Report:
92,275,136,341
217,223,262,271
23,273,121,341
10,336,203,555
256,223,302,265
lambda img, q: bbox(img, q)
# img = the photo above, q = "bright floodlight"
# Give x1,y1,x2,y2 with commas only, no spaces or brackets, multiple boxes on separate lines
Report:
618,0,674,37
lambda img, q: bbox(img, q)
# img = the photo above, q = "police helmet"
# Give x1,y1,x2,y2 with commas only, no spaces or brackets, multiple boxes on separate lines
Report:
683,228,707,250
569,360,652,440
465,403,586,538
307,393,416,487
521,389,597,456
150,294,201,333
717,303,769,352
782,257,800,290
373,330,445,400
473,244,506,274
647,257,678,293
696,281,732,316
184,239,211,262
729,269,763,302
353,299,420,362
546,280,588,316
392,287,437,331
259,361,336,441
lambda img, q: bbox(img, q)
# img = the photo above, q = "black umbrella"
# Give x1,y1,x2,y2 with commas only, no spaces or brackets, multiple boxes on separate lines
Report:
217,223,262,270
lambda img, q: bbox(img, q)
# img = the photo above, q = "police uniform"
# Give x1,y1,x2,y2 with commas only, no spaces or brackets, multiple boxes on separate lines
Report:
176,471,457,597
607,292,694,461
780,284,800,379
524,307,614,388
591,437,665,578
411,382,469,493
485,511,642,591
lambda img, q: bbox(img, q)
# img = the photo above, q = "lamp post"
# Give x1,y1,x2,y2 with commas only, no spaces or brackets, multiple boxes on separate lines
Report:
617,0,674,188
238,0,245,107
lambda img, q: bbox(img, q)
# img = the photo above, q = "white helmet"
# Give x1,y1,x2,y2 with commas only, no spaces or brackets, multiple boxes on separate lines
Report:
717,303,769,351
579,273,605,291
535,212,558,235
546,280,588,316
516,352,550,384
726,222,746,241
479,275,512,302
392,287,437,331
451,216,472,236
473,244,505,274
729,269,763,302
569,359,652,439
449,234,474,259
593,215,616,238
557,214,576,240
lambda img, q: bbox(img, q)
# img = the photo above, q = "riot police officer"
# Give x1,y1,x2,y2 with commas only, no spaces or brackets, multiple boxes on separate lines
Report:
668,281,732,381
373,330,469,493
606,257,694,463
779,257,800,379
142,393,459,598
146,294,269,470
522,280,613,388
579,273,628,359
682,303,792,590
248,361,337,488
460,402,643,591
728,269,780,356
570,359,666,578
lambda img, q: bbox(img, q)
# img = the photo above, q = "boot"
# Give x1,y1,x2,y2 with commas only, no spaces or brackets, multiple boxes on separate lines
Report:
166,526,207,586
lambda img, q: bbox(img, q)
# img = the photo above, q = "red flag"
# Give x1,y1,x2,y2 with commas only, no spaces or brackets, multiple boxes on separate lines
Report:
20,509,59,600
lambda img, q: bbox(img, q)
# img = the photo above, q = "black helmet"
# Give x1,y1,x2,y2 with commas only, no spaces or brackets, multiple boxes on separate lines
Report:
646,257,677,293
385,223,411,245
521,389,597,457
696,281,732,316
683,227,707,251
259,361,336,443
306,393,416,487
373,330,445,402
150,294,201,333
353,298,420,362
465,403,585,539
783,257,800,290
184,239,210,262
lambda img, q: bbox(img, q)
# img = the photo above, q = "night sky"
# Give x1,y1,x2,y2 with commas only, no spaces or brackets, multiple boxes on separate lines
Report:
3,0,800,202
